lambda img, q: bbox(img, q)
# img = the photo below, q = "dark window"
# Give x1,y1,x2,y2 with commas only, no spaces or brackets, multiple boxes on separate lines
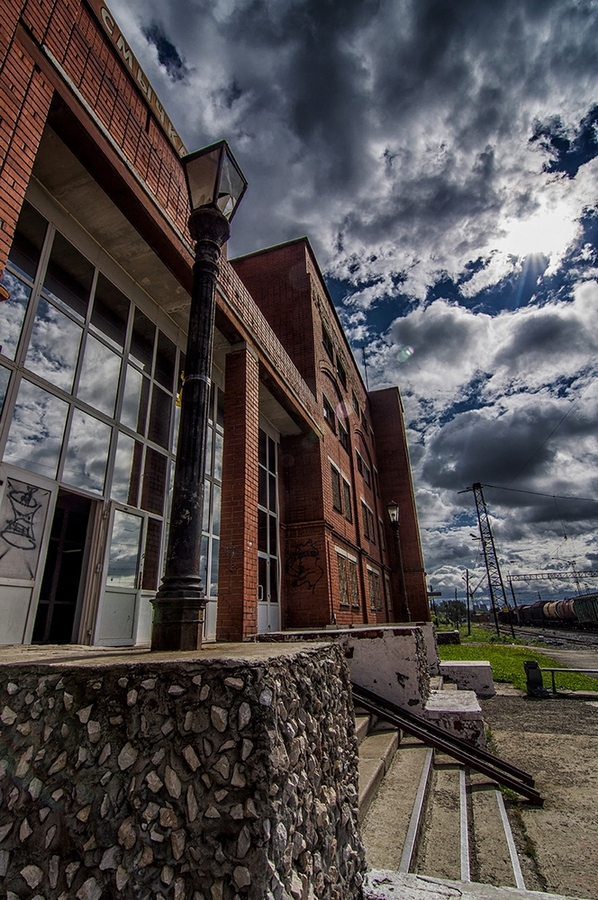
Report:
8,201,48,280
323,394,336,433
336,356,347,389
361,501,375,541
322,326,334,362
338,420,348,452
91,274,129,349
356,452,363,475
343,480,352,522
331,466,342,512
352,391,359,414
43,232,94,321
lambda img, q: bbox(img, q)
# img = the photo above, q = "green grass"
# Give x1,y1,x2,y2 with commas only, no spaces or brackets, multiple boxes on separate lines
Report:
438,640,598,693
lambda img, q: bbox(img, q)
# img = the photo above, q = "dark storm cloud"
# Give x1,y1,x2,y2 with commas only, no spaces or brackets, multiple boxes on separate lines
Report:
530,104,598,179
107,0,598,597
142,21,189,81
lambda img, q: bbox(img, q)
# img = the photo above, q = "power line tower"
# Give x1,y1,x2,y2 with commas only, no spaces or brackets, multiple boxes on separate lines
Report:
460,482,515,637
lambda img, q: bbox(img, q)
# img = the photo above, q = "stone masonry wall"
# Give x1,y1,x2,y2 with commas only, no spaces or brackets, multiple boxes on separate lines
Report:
0,643,365,900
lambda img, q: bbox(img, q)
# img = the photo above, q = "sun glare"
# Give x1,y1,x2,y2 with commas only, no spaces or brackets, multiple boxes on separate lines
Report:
497,204,578,259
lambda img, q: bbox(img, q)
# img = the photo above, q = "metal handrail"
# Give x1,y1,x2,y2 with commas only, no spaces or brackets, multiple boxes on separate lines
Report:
351,682,543,805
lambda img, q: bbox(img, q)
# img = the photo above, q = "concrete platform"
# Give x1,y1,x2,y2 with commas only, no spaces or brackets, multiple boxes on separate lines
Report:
440,660,496,697
363,870,590,900
424,689,487,749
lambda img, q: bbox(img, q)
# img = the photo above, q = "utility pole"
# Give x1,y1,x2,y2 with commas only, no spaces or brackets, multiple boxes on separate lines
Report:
466,568,471,636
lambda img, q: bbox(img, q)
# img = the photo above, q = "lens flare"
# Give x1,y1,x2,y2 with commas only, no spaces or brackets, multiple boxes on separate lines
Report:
396,346,414,363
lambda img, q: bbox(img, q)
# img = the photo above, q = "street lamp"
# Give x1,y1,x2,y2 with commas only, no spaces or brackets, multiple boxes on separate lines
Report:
152,140,247,651
387,501,411,622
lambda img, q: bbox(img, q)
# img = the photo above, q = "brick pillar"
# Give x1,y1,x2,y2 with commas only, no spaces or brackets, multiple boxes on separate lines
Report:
0,28,54,275
217,344,260,641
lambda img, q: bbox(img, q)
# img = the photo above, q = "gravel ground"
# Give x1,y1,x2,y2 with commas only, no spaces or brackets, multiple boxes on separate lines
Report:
481,687,598,900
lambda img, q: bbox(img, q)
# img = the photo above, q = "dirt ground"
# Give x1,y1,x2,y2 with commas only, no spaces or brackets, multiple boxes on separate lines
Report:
481,686,598,900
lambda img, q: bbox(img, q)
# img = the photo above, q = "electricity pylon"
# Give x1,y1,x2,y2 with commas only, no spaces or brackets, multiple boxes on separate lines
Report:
460,482,515,637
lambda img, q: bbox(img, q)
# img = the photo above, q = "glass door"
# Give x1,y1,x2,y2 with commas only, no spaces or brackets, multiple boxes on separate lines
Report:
94,506,147,645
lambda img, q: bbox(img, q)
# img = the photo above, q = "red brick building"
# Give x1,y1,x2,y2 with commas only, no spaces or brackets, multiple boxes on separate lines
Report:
0,0,429,646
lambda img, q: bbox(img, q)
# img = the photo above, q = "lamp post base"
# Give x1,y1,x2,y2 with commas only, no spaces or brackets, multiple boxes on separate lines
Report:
152,579,206,651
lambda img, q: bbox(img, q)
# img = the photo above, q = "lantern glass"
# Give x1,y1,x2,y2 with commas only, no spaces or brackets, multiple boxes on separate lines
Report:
387,501,399,525
183,141,247,222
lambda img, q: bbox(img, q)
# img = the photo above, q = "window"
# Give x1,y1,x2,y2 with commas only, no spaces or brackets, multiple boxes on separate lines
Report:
352,391,359,414
361,409,368,431
322,325,334,362
368,568,382,610
379,518,386,551
323,394,336,433
336,355,347,389
361,501,375,543
343,479,352,523
331,465,342,512
338,420,348,452
356,451,370,486
337,549,359,608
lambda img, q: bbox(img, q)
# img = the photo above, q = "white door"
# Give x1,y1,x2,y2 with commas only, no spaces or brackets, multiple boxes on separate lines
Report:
258,553,280,633
0,465,56,644
94,506,150,646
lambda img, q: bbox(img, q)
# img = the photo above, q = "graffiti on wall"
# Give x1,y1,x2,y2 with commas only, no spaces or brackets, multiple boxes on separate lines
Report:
286,539,324,593
0,478,51,579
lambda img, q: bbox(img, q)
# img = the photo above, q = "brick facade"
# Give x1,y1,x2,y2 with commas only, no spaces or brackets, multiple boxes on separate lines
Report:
0,0,429,647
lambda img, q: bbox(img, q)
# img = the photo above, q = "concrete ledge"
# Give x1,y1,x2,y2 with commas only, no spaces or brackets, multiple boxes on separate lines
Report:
424,689,487,750
440,661,496,697
364,870,589,900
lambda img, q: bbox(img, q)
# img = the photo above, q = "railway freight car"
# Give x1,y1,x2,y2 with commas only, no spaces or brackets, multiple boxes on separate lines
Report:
574,594,598,627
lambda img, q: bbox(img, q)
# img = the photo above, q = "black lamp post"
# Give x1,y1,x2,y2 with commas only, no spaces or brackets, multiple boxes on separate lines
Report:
387,500,411,622
152,140,247,651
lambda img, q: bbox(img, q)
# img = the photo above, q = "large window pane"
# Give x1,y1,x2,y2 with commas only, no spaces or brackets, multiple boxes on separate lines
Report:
25,297,82,392
130,308,155,373
212,484,221,537
213,431,223,481
0,271,32,361
43,232,93,320
8,202,48,280
120,365,149,434
4,379,68,479
147,385,172,449
0,366,10,419
111,432,142,505
77,334,121,416
106,510,142,588
141,447,167,515
91,274,129,349
63,409,111,494
155,331,176,391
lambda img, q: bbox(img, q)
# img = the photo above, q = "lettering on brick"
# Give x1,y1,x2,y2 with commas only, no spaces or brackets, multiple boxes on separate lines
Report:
86,0,187,157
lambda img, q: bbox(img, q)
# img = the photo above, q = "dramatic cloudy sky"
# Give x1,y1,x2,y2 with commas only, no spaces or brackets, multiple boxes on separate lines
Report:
108,0,598,608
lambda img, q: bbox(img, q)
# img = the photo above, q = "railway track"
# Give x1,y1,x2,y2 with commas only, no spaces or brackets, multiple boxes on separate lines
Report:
498,624,598,647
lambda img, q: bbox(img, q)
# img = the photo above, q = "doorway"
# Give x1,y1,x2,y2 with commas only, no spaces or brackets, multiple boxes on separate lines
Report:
33,489,92,643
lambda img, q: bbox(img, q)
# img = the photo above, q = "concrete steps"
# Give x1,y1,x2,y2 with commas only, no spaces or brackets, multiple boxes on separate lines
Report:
358,710,530,894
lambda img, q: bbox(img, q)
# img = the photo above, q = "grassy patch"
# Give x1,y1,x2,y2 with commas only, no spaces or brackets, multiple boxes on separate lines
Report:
438,641,598,693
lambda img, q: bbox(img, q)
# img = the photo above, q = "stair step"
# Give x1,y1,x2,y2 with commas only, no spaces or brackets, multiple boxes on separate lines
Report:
358,728,399,821
355,714,370,745
361,738,431,868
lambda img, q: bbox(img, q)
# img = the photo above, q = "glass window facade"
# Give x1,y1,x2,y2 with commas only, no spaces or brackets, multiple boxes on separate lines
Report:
0,201,184,601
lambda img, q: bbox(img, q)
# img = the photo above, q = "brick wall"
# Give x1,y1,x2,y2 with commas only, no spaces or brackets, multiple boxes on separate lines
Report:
0,4,54,275
369,387,430,621
217,346,260,640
